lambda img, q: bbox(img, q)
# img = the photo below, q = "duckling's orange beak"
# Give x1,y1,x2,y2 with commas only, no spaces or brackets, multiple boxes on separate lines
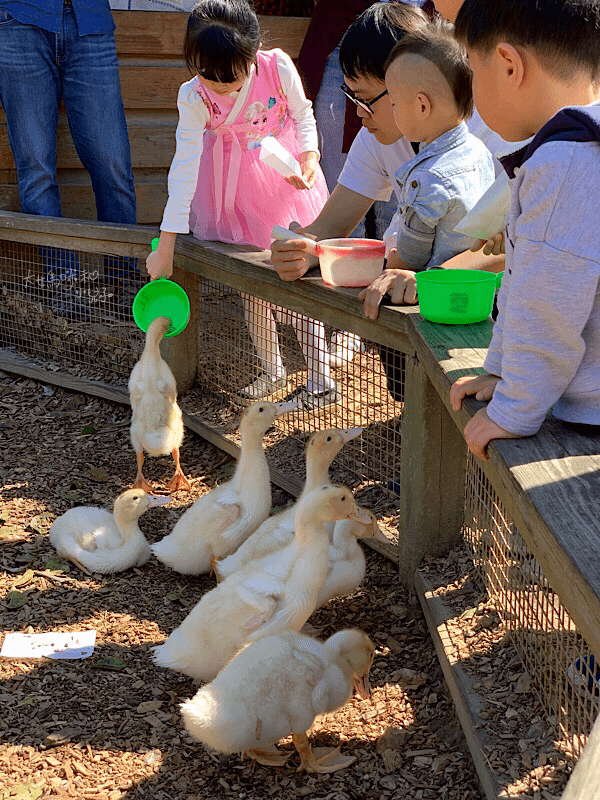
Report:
353,671,371,700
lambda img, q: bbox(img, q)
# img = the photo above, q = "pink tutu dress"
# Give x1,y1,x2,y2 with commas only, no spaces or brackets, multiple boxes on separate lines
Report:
189,50,329,249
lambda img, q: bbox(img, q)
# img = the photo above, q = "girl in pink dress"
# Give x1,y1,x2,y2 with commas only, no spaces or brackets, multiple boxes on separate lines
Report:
147,0,337,407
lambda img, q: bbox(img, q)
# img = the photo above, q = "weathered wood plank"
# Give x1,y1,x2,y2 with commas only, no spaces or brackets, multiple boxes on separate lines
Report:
415,570,503,800
118,64,188,110
0,179,167,225
561,711,600,800
0,113,178,171
398,354,466,585
113,11,310,59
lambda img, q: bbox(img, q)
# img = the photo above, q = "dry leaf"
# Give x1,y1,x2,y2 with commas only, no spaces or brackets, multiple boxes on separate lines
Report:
13,569,35,588
89,466,110,482
6,590,28,609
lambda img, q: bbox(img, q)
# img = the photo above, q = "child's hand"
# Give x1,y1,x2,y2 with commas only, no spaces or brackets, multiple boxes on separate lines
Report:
146,249,173,280
270,221,315,281
358,268,417,320
450,373,501,411
145,232,176,280
464,407,522,460
470,231,505,256
284,151,318,190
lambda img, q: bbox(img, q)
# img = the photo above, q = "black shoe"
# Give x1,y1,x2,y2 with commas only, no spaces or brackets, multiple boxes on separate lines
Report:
282,385,340,411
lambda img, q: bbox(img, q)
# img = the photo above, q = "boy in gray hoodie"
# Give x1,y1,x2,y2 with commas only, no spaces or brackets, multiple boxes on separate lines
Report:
449,0,600,459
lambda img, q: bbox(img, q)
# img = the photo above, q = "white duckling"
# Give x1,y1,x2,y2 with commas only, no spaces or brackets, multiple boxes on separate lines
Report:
214,427,363,582
150,400,298,575
129,316,190,492
48,489,171,574
316,509,388,608
180,628,375,773
152,485,370,682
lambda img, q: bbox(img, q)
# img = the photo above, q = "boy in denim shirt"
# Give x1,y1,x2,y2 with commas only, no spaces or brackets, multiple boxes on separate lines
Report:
450,0,600,458
361,21,494,318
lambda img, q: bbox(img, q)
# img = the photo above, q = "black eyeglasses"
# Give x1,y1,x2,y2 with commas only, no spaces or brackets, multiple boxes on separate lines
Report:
340,84,388,115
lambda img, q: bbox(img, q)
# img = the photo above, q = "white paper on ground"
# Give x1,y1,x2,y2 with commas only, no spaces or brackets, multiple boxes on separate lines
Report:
453,171,510,240
1,630,97,660
259,136,310,189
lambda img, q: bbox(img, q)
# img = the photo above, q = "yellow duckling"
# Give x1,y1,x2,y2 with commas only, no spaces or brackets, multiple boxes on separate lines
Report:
316,509,388,608
214,427,363,582
180,628,375,773
150,400,298,575
152,485,370,682
129,316,190,492
48,489,171,574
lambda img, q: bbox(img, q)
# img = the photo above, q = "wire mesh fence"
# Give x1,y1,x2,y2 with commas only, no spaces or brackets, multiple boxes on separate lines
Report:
463,454,599,759
0,239,145,382
0,241,403,531
191,278,404,509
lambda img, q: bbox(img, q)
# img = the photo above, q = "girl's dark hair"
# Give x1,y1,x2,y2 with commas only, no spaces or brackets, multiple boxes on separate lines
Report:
385,20,474,119
184,0,260,83
339,2,430,82
455,0,600,81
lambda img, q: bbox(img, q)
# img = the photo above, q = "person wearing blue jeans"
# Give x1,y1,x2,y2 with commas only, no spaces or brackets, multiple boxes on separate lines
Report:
0,0,137,316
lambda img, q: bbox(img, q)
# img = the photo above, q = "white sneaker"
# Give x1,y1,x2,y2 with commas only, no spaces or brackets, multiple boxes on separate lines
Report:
329,331,365,369
234,373,287,404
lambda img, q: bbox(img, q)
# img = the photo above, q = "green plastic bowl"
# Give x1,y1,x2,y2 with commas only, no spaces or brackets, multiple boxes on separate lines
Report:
132,277,190,338
416,269,497,325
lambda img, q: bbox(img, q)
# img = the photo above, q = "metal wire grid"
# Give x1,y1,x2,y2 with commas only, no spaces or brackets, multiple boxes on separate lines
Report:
193,278,404,499
463,454,599,758
1,246,404,504
0,240,146,382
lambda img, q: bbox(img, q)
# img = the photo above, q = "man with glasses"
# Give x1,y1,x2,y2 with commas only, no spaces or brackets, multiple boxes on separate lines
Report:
271,2,503,284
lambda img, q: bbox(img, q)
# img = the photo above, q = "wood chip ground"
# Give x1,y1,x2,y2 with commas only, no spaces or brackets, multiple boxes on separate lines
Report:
0,370,485,799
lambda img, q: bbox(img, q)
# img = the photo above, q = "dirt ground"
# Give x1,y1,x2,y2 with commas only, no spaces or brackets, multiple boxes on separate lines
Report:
0,370,483,800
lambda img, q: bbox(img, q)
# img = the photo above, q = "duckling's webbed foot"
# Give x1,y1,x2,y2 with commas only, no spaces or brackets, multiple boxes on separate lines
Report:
167,449,191,491
166,468,191,492
244,747,291,767
292,733,355,773
132,473,154,492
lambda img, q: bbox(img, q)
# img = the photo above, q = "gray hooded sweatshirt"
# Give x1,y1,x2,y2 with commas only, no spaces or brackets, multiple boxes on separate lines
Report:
484,105,600,435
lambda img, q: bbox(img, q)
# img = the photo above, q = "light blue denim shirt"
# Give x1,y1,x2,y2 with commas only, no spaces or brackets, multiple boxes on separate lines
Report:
392,121,495,269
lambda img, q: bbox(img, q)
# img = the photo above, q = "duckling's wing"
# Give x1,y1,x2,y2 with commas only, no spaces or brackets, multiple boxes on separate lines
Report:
235,575,285,631
215,503,241,538
246,588,315,641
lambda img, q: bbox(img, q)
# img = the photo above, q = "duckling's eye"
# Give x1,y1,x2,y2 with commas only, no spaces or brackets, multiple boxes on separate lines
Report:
132,494,140,501
326,436,332,442
341,495,347,502
258,407,264,412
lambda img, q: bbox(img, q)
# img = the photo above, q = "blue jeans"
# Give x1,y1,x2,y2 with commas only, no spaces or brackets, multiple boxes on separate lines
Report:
314,45,396,241
0,6,136,224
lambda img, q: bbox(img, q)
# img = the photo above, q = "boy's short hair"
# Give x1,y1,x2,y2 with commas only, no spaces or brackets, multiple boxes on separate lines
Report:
454,0,600,81
385,20,473,119
340,2,429,82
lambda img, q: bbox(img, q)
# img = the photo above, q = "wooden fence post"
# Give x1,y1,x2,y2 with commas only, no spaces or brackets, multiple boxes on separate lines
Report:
399,354,466,585
160,265,198,393
561,712,600,800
